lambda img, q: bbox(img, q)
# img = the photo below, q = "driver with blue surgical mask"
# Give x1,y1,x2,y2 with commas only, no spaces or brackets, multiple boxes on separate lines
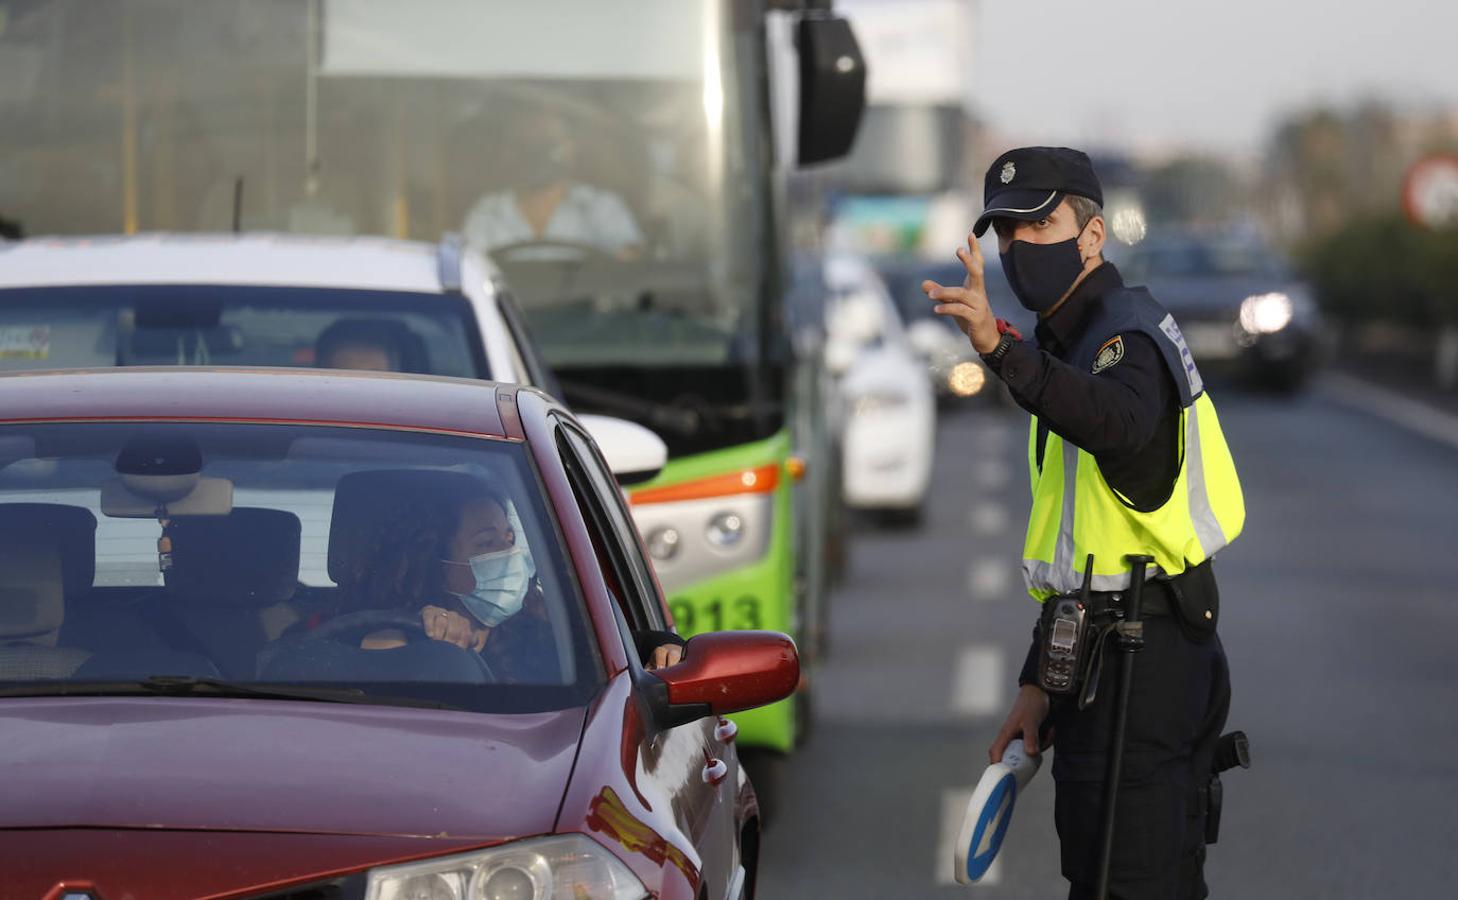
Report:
359,486,684,674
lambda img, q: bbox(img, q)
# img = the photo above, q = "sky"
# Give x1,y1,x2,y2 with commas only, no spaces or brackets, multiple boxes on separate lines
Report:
969,0,1458,157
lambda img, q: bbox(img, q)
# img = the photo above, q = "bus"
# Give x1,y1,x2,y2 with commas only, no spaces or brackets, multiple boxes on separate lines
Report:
0,0,864,753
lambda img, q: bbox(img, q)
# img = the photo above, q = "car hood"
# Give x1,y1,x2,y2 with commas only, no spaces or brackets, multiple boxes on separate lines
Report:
0,696,587,839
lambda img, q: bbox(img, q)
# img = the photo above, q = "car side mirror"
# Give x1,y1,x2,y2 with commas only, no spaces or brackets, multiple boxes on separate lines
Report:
646,631,800,730
577,414,668,486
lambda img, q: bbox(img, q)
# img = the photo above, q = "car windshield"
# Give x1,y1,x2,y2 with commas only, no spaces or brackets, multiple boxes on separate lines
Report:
0,285,486,376
0,421,598,712
1123,241,1286,281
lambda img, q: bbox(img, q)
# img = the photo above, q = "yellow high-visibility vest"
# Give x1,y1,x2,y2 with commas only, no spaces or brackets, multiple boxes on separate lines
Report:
1021,292,1245,600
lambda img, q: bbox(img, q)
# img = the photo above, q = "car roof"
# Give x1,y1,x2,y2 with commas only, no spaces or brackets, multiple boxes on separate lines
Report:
0,233,493,294
0,367,526,439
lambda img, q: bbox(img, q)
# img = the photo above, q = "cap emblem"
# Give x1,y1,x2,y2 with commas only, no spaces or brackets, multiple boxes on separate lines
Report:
1000,161,1016,184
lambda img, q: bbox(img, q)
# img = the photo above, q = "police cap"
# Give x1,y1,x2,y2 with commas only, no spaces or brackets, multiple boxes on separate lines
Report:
972,147,1104,237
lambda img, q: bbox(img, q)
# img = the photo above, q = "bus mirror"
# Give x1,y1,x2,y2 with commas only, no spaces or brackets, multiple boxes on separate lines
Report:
796,15,867,166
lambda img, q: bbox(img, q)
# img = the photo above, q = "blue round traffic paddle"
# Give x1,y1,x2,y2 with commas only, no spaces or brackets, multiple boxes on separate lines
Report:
954,739,1043,884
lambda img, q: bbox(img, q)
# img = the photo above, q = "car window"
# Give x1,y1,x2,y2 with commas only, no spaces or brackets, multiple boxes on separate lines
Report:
0,421,598,712
555,423,667,635
0,285,488,378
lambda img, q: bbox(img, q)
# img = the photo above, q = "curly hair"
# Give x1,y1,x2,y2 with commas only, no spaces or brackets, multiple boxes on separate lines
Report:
335,476,507,615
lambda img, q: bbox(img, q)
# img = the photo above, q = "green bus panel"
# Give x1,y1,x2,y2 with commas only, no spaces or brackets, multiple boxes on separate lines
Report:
643,432,802,753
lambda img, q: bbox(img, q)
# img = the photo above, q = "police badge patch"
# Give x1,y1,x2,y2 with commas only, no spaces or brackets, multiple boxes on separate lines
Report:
1092,335,1125,373
1000,161,1016,184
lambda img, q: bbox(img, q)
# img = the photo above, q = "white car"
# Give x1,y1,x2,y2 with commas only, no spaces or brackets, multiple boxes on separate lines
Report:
823,254,936,524
0,232,542,379
0,231,665,486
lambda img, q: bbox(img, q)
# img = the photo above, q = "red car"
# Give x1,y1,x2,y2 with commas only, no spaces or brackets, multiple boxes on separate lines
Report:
0,368,795,900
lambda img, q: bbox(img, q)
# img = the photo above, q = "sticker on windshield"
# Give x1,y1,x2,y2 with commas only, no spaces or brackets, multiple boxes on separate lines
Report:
0,326,50,360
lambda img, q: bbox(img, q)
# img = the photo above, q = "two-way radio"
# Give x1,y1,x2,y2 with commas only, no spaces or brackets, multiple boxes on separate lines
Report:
1037,555,1096,695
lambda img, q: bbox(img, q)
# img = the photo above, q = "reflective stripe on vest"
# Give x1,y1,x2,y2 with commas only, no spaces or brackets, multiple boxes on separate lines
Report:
1021,392,1244,600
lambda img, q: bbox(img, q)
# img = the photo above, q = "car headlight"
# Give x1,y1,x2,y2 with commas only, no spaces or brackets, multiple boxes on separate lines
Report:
947,361,987,397
852,391,910,416
364,836,647,900
1238,292,1293,334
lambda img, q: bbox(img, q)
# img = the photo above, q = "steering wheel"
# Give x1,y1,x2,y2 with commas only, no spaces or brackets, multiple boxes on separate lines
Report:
488,239,616,264
302,609,497,682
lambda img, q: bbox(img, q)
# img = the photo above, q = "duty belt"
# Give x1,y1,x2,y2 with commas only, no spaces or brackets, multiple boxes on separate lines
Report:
1087,580,1175,619
1070,582,1174,710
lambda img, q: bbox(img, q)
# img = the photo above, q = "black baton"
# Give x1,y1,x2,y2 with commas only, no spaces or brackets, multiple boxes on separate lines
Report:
1095,554,1153,900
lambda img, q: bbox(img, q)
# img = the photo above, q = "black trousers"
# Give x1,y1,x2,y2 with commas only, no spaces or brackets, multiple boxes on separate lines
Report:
1049,614,1231,900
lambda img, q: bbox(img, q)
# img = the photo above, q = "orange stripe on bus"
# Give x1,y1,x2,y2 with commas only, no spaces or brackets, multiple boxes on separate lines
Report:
629,464,781,506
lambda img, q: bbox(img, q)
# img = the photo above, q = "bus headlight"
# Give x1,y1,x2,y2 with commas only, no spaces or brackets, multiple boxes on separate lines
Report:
363,836,646,900
1238,293,1293,335
645,526,682,561
706,511,746,548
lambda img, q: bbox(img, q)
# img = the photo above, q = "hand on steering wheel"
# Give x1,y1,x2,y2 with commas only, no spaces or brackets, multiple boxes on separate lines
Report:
421,604,488,652
299,608,497,682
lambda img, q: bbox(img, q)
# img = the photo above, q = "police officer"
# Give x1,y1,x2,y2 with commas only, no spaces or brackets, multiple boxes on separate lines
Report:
924,147,1245,899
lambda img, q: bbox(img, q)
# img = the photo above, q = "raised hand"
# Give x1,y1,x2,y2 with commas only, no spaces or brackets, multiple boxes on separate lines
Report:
922,233,1001,354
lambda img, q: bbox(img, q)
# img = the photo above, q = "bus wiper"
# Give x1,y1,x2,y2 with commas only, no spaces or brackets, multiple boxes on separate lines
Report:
559,379,704,436
0,676,452,709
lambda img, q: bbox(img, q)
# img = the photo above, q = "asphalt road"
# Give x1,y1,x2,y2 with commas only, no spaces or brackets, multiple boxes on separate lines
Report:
755,376,1458,899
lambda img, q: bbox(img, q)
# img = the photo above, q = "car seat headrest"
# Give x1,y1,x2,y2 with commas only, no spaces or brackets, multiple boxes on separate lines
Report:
164,508,301,608
0,504,97,600
0,536,65,645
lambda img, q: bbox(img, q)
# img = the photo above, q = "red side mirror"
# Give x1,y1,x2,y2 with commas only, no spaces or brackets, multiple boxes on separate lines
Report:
651,631,799,720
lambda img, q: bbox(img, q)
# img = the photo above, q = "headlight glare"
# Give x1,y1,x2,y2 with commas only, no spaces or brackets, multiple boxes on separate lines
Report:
947,361,986,397
1238,292,1293,334
364,836,645,900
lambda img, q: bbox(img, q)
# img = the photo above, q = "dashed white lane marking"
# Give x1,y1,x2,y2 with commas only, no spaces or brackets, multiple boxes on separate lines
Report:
939,788,1002,886
1322,371,1458,451
966,558,1012,599
968,502,1009,537
951,645,1003,717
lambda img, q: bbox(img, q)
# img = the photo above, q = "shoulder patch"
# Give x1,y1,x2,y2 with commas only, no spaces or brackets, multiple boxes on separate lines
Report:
1092,335,1125,373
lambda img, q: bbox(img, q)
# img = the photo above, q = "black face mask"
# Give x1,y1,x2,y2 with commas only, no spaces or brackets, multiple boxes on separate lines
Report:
1000,228,1089,314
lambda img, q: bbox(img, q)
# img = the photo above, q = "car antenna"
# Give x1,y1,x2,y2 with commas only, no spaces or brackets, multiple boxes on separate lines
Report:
231,176,244,233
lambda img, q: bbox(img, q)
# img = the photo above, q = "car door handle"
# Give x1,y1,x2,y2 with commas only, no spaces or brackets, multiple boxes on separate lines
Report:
714,717,738,743
702,757,728,786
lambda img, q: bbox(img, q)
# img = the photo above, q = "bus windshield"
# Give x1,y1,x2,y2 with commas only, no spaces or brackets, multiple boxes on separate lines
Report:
0,0,770,374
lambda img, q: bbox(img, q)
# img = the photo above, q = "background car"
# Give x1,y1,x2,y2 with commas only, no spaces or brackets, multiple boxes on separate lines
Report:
1119,229,1325,391
823,254,936,525
0,367,795,899
0,232,662,482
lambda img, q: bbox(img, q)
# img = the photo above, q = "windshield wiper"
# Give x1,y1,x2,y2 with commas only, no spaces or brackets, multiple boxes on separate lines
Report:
0,676,453,709
559,379,705,435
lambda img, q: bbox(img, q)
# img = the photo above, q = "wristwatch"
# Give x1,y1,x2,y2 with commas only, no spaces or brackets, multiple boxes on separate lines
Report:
981,331,1018,365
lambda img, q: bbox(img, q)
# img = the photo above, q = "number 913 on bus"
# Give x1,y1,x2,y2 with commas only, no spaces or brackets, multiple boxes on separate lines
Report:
668,596,763,637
